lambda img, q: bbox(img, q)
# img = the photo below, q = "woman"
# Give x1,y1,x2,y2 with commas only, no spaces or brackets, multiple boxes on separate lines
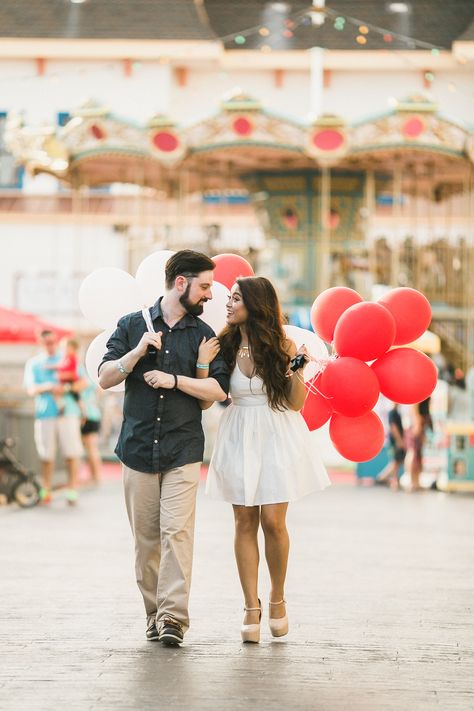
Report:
202,276,330,643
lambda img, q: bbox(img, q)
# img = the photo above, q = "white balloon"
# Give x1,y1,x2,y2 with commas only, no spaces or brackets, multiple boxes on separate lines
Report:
284,324,329,382
201,281,229,335
135,249,175,307
85,330,124,393
79,268,144,329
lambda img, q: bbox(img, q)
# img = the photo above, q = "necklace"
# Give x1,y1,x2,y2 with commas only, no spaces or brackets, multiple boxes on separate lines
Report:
238,345,250,359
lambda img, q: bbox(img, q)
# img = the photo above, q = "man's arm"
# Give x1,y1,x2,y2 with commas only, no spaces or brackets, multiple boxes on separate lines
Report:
98,330,163,389
143,370,227,402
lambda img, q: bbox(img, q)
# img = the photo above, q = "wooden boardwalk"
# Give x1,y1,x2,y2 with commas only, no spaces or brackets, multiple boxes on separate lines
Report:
1,478,473,710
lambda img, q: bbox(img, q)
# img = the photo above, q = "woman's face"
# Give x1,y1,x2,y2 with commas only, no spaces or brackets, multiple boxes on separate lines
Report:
226,284,248,326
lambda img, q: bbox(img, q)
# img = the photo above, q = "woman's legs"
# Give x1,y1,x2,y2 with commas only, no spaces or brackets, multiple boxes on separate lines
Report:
82,432,102,483
232,505,260,624
260,503,289,619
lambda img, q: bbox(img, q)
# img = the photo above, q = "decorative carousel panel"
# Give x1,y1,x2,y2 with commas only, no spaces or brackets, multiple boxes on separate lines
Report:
351,113,467,157
185,109,305,154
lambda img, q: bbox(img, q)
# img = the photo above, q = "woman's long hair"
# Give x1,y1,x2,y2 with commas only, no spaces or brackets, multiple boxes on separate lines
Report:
219,276,291,410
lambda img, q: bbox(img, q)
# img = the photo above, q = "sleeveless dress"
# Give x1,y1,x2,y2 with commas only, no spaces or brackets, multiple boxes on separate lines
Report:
206,364,331,506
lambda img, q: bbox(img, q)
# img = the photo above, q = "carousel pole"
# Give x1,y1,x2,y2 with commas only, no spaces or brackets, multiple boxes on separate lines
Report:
365,169,376,287
391,167,403,286
466,167,474,372
319,165,331,292
310,46,325,295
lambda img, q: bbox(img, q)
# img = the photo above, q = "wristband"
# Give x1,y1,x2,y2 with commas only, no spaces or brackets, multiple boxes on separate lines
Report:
196,363,209,369
173,374,178,390
116,360,131,376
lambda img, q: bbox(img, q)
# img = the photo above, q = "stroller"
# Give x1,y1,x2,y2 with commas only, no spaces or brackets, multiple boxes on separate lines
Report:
0,437,41,508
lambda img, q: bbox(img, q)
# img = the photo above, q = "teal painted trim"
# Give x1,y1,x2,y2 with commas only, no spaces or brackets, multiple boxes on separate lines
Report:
72,146,152,161
349,143,465,159
189,141,305,155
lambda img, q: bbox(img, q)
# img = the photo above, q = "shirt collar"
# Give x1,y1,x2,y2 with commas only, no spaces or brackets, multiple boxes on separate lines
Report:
150,296,197,330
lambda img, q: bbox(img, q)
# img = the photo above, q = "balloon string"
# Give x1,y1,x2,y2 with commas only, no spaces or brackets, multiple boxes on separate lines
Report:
295,355,336,401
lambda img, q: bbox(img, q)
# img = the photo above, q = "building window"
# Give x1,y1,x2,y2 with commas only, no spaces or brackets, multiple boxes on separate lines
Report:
57,112,71,127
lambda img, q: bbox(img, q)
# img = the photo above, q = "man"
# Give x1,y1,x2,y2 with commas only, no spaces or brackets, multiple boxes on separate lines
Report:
99,250,229,646
24,330,84,504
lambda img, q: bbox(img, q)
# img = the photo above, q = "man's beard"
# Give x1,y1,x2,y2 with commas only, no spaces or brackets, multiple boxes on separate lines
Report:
179,282,206,315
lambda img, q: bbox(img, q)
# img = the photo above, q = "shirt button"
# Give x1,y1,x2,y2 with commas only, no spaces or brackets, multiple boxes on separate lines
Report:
165,350,169,354
160,395,164,399
154,440,158,444
157,417,161,421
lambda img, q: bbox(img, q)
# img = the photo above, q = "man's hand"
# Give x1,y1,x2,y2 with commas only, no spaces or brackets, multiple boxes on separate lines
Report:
144,370,174,390
133,331,163,359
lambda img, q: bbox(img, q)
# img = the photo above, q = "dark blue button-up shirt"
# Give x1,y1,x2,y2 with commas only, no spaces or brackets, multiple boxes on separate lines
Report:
100,298,230,473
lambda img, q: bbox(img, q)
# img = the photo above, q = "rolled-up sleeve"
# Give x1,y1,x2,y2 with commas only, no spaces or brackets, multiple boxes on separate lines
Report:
98,315,132,375
209,353,230,396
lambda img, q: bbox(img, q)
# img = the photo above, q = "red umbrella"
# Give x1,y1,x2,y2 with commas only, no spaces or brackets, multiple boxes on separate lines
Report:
0,306,72,344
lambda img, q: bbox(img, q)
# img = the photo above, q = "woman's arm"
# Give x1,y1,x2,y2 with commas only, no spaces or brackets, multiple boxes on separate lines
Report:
285,340,308,411
195,337,221,410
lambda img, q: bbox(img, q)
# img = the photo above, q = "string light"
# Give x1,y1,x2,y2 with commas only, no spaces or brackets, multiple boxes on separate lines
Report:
424,71,435,82
431,48,440,57
234,35,246,45
282,29,294,38
334,16,345,31
383,33,393,43
359,25,369,34
259,27,270,37
356,35,367,45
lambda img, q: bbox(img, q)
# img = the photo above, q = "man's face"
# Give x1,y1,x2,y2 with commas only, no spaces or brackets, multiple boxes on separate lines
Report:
41,334,58,356
178,270,213,316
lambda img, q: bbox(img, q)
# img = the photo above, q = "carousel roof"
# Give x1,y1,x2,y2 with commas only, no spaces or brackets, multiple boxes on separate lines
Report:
0,0,472,50
6,94,473,193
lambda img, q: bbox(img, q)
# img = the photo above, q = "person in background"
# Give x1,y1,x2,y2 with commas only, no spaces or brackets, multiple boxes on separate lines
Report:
376,403,406,490
46,337,86,419
406,397,432,492
80,376,103,485
24,329,84,505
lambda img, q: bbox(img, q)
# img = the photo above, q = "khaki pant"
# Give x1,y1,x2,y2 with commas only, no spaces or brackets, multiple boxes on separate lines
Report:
123,462,201,634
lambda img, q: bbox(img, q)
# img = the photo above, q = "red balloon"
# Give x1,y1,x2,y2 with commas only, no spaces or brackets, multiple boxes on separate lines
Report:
212,253,254,290
334,302,396,361
371,347,437,404
319,357,380,417
378,287,432,345
330,411,385,462
310,287,363,343
302,381,333,431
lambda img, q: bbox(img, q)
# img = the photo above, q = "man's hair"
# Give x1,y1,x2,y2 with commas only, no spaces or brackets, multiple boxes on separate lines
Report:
39,329,54,339
165,250,215,289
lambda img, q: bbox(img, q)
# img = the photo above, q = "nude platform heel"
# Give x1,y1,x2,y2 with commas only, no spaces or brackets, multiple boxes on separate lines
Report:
269,599,289,637
241,599,262,643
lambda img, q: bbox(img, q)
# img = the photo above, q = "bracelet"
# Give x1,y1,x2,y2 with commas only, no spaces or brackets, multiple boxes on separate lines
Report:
196,363,209,369
116,360,131,376
173,374,178,390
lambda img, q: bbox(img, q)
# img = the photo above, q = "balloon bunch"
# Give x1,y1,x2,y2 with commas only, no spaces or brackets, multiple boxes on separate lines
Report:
302,286,437,463
79,251,255,390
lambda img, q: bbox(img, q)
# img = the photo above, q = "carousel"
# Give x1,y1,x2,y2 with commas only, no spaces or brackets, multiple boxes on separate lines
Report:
6,91,474,367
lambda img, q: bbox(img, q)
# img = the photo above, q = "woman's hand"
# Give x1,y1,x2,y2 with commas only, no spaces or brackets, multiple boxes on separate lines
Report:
198,336,220,366
143,370,174,389
295,344,310,368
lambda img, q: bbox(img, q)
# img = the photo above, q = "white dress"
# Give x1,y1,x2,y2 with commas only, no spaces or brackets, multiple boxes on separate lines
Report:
206,364,331,506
